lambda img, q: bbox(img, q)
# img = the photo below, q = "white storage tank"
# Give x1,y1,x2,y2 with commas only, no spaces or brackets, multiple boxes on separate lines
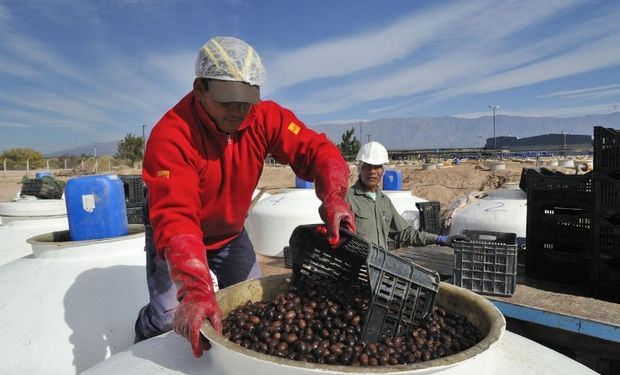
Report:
0,225,148,374
246,189,321,257
0,197,69,266
83,275,596,375
448,188,526,241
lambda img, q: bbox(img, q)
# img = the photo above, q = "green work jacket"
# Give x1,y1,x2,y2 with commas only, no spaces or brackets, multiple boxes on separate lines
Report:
345,180,438,250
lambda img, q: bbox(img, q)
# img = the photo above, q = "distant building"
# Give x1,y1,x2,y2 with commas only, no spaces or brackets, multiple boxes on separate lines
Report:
485,133,592,151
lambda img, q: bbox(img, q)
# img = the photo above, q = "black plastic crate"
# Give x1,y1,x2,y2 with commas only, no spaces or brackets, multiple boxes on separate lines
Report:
526,207,592,255
20,177,64,199
519,167,560,192
283,246,292,268
127,206,143,224
416,201,441,234
594,126,620,176
20,179,43,196
526,254,591,286
526,168,593,209
120,175,145,208
289,224,440,342
591,260,620,303
594,172,620,217
592,216,620,261
452,230,517,296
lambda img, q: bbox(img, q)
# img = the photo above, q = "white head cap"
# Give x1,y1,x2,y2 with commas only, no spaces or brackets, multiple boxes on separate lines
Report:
356,141,389,165
195,36,266,103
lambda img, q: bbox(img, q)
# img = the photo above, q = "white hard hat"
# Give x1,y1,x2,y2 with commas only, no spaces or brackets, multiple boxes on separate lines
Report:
195,36,266,103
356,141,389,165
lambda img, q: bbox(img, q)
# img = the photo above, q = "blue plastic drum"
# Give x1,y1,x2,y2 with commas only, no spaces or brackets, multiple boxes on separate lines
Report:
295,176,314,189
383,170,402,190
35,172,52,179
64,175,128,241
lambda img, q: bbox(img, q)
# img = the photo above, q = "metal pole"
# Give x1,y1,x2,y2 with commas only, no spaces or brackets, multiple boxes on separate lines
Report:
27,159,30,173
355,120,363,144
493,109,496,150
489,105,500,150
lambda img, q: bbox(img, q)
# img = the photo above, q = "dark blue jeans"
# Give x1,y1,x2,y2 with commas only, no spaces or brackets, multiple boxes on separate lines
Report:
135,218,261,341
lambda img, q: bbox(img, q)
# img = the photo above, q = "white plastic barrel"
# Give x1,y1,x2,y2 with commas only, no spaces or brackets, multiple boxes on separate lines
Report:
246,190,321,257
0,197,69,266
449,189,526,239
383,190,427,229
0,225,148,374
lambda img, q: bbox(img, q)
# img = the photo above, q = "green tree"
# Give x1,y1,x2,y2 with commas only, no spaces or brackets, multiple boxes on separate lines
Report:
0,147,45,168
337,127,361,160
115,133,144,166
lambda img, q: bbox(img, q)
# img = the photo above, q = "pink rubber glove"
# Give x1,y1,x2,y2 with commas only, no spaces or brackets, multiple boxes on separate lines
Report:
313,156,356,247
165,234,222,358
318,193,356,247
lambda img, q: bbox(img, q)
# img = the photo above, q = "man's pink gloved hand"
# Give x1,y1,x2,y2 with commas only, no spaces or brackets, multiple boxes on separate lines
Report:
165,234,222,358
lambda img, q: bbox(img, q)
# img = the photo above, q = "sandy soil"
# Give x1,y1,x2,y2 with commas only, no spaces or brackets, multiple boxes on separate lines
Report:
0,160,583,209
0,159,590,279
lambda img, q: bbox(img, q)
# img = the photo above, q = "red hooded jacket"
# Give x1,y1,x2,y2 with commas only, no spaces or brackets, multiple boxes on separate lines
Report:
143,92,348,256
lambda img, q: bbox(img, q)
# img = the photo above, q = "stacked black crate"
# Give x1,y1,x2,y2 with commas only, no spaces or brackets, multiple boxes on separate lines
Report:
120,175,146,224
591,127,620,303
525,168,593,286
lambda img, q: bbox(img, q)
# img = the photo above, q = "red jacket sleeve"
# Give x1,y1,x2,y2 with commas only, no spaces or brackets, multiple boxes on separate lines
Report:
259,101,350,201
143,111,203,256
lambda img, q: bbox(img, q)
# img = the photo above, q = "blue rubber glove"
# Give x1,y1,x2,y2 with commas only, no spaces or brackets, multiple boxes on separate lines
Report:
436,234,469,247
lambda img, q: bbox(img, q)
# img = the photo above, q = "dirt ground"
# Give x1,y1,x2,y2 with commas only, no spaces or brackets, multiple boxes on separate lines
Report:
0,159,586,209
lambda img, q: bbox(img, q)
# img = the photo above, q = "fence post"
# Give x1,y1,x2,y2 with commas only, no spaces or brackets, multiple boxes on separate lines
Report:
3,158,6,178
26,159,30,173
46,159,50,170
64,159,67,170
108,160,111,171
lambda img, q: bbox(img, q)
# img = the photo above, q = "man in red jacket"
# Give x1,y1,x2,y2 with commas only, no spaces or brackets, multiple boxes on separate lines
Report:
134,36,356,357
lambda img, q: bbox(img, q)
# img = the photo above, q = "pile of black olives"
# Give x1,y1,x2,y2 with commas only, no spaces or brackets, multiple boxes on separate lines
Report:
223,281,483,366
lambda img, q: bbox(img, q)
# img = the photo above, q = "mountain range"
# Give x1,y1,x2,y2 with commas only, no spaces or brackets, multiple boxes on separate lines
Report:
46,112,620,156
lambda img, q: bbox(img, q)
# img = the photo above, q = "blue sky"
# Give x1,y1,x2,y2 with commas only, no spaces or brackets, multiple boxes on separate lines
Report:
1,0,619,153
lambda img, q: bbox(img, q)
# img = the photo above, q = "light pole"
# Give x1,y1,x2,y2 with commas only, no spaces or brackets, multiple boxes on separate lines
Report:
357,120,363,144
488,105,500,149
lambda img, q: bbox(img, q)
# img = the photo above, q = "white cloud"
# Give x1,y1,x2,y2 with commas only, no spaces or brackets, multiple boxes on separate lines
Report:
275,0,591,116
446,33,620,97
0,31,88,83
146,51,196,90
541,84,620,100
264,0,494,93
455,102,620,119
0,3,9,23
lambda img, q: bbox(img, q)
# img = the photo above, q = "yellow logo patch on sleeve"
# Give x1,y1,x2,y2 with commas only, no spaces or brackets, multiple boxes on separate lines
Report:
156,170,170,179
287,122,301,135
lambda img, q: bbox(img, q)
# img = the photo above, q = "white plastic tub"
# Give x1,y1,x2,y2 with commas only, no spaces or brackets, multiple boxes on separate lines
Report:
83,275,596,375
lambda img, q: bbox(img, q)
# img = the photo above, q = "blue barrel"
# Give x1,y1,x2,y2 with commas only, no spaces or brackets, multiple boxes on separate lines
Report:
295,176,314,189
64,175,128,241
35,172,52,179
383,170,402,190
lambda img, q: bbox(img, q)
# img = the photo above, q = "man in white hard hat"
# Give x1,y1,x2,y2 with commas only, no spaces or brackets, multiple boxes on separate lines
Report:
135,36,356,357
346,142,467,250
